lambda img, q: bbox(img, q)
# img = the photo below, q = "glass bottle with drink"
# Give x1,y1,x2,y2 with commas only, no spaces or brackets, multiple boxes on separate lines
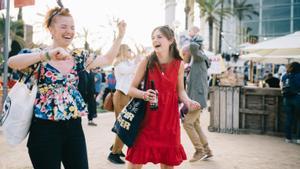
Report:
150,80,158,110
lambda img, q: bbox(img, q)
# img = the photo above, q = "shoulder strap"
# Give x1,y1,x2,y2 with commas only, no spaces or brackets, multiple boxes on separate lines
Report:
23,63,41,84
143,61,149,91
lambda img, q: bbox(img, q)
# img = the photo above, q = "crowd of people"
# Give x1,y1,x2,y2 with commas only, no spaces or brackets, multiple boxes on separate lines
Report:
4,4,300,169
4,5,210,169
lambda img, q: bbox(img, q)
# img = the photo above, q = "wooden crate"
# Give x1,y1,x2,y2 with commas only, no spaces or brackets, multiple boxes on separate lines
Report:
239,87,282,134
209,86,240,133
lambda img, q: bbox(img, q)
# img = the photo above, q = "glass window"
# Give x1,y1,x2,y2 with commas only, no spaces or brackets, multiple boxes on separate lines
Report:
295,0,300,4
263,0,291,6
294,5,300,18
262,5,290,20
262,20,290,36
242,0,259,6
294,19,300,31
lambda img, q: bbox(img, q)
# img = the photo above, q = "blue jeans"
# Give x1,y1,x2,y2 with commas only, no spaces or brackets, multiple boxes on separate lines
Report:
283,95,300,140
27,118,89,169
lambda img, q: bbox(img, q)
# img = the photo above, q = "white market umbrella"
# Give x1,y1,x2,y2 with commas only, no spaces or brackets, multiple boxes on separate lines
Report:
241,31,300,64
240,53,300,64
243,31,300,55
240,53,262,60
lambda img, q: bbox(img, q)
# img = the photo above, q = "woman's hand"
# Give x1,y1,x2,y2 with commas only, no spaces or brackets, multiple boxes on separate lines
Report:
47,47,71,61
116,20,127,39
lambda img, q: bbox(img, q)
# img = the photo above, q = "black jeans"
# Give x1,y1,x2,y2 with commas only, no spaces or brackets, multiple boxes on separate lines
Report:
84,94,97,121
283,95,300,140
27,118,89,169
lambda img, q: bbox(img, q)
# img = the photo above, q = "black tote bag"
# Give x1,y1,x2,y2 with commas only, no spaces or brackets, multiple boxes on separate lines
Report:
111,63,149,147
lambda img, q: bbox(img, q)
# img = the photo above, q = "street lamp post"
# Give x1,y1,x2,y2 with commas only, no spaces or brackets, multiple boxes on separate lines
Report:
184,3,190,30
2,0,10,111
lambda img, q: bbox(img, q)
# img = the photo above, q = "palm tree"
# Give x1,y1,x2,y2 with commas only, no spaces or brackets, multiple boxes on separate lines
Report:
233,0,259,43
0,15,25,62
195,0,231,51
82,28,90,51
184,0,191,30
218,0,225,53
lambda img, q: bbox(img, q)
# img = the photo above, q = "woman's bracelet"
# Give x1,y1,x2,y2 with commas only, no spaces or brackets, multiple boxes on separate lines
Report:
142,92,148,101
38,52,45,61
39,51,51,61
45,51,51,61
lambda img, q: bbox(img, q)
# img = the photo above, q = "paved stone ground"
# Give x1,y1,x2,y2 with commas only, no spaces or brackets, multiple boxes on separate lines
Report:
1,110,300,169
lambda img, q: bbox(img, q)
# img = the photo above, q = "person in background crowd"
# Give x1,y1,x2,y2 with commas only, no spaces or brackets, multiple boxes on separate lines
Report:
101,69,107,84
99,69,107,108
188,26,203,48
281,62,300,144
77,54,98,126
181,45,191,89
126,25,200,169
94,68,103,106
275,64,286,79
7,6,126,169
265,73,280,88
181,26,213,162
102,68,116,106
108,44,140,164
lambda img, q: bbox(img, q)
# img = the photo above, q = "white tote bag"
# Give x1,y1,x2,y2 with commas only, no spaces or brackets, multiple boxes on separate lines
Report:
1,81,38,146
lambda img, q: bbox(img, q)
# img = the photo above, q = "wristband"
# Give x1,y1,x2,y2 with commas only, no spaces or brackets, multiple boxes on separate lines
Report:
38,52,44,61
45,51,51,61
142,92,148,101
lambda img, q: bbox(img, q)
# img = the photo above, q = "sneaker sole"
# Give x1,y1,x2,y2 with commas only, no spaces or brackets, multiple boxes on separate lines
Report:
107,157,125,164
200,154,209,161
189,154,208,162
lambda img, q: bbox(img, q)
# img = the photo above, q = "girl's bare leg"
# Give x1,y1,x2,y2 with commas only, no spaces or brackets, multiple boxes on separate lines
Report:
127,162,143,169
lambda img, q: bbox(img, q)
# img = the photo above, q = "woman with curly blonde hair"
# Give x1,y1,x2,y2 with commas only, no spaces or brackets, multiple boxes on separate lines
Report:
8,7,126,169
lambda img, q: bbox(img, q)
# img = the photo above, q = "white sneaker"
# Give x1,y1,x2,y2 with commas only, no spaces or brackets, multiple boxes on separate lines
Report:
189,152,208,162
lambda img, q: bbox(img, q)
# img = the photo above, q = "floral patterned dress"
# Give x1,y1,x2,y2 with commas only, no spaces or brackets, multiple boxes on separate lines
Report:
21,48,88,121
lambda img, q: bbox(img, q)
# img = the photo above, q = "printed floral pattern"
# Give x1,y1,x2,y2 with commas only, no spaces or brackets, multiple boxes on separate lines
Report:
20,48,89,121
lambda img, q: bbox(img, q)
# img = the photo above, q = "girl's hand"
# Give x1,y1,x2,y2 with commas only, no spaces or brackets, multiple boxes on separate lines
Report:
48,47,71,61
186,99,201,112
117,20,127,39
142,89,158,102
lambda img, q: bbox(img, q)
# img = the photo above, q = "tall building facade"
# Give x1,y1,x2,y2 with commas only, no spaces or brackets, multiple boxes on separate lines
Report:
243,0,300,39
222,0,300,53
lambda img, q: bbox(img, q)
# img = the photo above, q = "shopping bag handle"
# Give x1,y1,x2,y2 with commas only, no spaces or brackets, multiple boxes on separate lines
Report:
19,63,41,84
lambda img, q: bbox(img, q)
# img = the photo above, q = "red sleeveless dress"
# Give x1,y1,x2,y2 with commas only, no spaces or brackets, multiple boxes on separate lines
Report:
126,59,187,166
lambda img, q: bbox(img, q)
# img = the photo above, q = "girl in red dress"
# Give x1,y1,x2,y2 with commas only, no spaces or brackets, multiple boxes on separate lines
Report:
126,25,201,169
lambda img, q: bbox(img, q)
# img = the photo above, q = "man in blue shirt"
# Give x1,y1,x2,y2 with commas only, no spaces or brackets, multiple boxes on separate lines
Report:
102,68,116,109
94,68,103,105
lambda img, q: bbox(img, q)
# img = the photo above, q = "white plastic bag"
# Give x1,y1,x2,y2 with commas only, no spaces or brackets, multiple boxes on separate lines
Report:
1,81,37,146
